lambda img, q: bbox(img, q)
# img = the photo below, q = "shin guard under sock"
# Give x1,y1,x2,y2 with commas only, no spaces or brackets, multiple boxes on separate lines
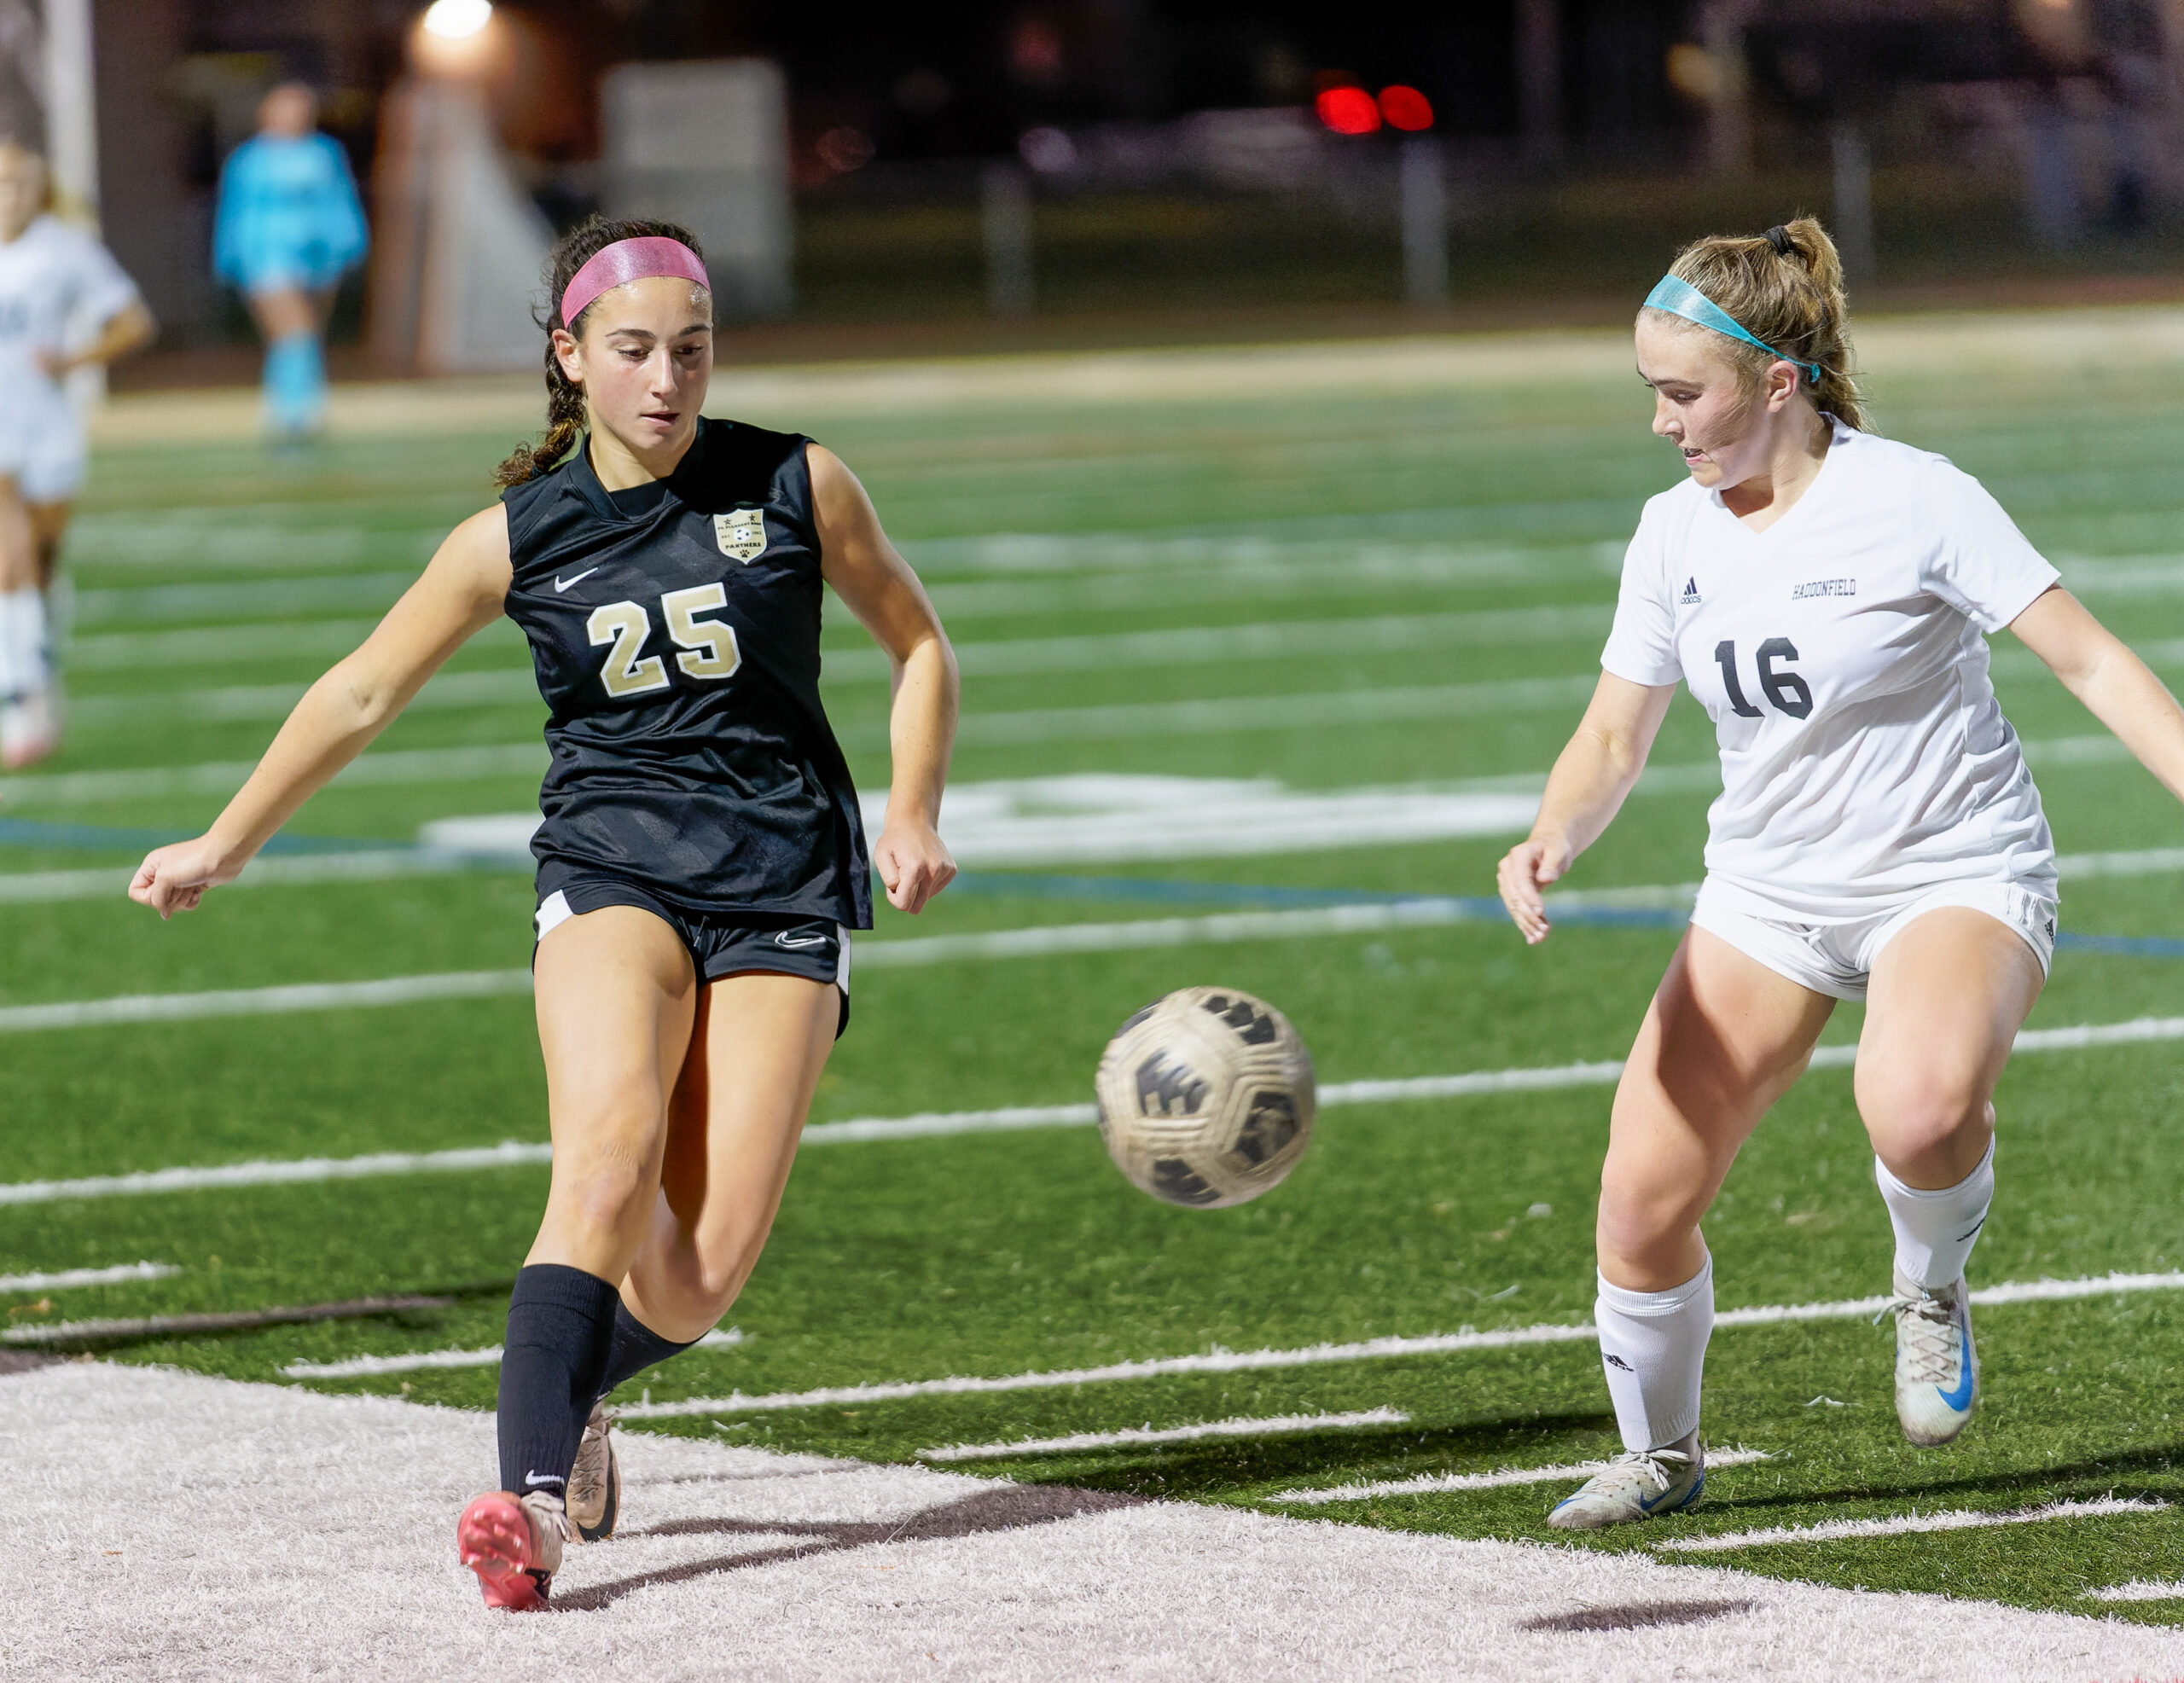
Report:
1594,1256,1714,1453
496,1264,620,1499
594,1298,700,1402
1875,1139,1995,1291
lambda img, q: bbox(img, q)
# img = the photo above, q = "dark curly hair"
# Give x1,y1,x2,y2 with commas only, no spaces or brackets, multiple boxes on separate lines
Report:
492,215,709,490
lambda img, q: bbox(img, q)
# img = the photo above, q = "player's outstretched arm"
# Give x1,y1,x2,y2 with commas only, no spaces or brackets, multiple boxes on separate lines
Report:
129,507,514,919
809,443,960,916
2011,586,2184,805
1495,673,1676,945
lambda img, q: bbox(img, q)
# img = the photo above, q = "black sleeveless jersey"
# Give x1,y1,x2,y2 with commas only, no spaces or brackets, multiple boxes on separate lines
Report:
501,418,872,928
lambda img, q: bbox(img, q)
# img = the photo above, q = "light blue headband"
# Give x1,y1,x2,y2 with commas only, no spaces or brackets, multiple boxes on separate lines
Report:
1643,275,1821,385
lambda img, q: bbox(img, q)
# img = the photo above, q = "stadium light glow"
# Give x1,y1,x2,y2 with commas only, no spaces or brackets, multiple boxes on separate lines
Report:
1378,86,1433,131
421,0,491,38
1314,86,1380,136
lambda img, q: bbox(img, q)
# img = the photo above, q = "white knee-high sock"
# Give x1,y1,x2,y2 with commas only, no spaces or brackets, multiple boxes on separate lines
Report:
0,588,48,699
1594,1255,1713,1454
1875,1139,1994,1291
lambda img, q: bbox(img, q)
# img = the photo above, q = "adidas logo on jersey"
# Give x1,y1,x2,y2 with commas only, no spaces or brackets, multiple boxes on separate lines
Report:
1680,577,1701,604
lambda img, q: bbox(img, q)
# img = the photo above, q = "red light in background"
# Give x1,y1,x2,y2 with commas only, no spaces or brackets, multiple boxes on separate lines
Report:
1315,86,1381,136
1379,85,1433,131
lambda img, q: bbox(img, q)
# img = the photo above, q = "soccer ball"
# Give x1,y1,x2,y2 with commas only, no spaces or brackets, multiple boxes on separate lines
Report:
1093,986,1316,1208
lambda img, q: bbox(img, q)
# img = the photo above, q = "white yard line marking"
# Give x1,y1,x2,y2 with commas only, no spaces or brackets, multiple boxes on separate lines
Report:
64,607,1613,695
282,1344,508,1378
445,775,1547,868
0,850,517,905
915,1408,1409,1463
12,1018,2184,1202
823,607,1615,683
2082,1579,2184,1603
853,676,1605,751
71,572,419,629
67,617,525,672
613,1271,2184,1419
801,1060,1633,1145
3,832,2179,911
0,742,546,807
1263,1447,1772,1505
0,1261,177,1293
281,1326,741,1380
806,1103,1097,1144
0,969,532,1032
67,669,543,730
1654,1496,2166,1553
0,729,2135,815
0,1140,552,1207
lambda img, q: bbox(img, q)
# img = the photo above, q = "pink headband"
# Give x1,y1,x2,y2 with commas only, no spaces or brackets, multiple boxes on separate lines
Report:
559,236,711,327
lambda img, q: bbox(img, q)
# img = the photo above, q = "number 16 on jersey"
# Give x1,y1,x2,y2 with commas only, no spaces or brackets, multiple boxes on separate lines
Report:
1712,636,1812,720
588,584,743,699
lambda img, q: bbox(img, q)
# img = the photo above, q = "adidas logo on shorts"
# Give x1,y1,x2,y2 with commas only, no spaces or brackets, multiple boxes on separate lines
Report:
1680,577,1701,605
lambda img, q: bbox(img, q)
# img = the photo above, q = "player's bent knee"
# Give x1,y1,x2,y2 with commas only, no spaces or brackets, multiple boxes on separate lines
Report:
1856,1065,1991,1163
549,1152,658,1252
1595,1183,1708,1278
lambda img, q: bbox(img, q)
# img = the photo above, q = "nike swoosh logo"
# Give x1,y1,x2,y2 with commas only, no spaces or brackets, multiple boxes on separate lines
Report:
773,932,828,949
1936,1312,1977,1412
524,1471,564,1488
554,568,601,593
1637,1469,1704,1514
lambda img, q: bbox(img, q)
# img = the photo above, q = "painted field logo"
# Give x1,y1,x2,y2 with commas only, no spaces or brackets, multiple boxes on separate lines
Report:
713,508,767,562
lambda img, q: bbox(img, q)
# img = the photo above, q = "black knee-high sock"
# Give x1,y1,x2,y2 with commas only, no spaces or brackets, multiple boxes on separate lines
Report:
594,1298,700,1402
497,1264,621,1499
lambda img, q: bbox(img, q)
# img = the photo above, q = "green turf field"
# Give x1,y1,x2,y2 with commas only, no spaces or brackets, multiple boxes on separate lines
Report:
7,326,2184,1625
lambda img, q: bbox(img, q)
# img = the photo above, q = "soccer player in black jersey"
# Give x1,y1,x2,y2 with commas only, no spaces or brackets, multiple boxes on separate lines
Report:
129,218,960,1610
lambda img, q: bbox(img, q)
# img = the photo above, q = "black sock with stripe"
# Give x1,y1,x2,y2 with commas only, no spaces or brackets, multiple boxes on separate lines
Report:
594,1299,700,1402
496,1264,620,1500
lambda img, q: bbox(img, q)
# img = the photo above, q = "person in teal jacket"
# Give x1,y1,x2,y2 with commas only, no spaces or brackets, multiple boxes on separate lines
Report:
213,83,368,440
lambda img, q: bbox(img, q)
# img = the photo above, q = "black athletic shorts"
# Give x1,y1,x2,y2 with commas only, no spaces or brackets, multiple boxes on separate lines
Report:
533,871,851,1036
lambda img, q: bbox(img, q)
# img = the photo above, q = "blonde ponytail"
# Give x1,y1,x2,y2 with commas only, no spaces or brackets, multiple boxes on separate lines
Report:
1653,215,1867,432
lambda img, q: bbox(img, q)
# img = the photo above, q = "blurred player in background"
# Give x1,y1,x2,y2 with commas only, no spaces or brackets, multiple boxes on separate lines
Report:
1497,217,2184,1530
212,82,367,443
0,136,154,768
128,216,960,1609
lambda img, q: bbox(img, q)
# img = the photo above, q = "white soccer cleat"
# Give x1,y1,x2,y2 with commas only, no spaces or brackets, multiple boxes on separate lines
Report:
1889,1265,1978,1446
567,1402,619,1542
1,688,56,769
1545,1445,1705,1531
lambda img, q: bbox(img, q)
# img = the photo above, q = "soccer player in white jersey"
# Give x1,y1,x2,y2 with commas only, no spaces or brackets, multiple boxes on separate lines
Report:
1496,218,2184,1530
0,138,154,767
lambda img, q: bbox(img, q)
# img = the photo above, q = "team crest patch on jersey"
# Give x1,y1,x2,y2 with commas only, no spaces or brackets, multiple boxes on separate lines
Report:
713,508,768,563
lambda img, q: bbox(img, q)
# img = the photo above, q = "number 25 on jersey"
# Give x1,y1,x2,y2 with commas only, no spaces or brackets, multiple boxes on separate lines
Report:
588,584,742,699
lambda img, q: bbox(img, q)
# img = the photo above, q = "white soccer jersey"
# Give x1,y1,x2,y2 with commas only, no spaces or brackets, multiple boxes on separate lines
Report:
0,215,138,497
1600,418,2059,923
0,214,138,393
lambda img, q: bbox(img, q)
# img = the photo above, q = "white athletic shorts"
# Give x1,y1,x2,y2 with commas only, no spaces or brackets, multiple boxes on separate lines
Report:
0,394,86,503
1688,876,2058,1002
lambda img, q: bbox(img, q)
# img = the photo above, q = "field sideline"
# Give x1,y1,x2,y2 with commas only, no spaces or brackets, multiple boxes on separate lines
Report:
9,312,2184,1676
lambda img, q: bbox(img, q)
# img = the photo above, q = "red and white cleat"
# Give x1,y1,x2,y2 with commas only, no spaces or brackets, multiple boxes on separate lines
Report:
457,1489,567,1610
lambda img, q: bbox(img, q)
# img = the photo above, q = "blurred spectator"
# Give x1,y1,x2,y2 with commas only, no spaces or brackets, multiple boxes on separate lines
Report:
212,83,367,441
